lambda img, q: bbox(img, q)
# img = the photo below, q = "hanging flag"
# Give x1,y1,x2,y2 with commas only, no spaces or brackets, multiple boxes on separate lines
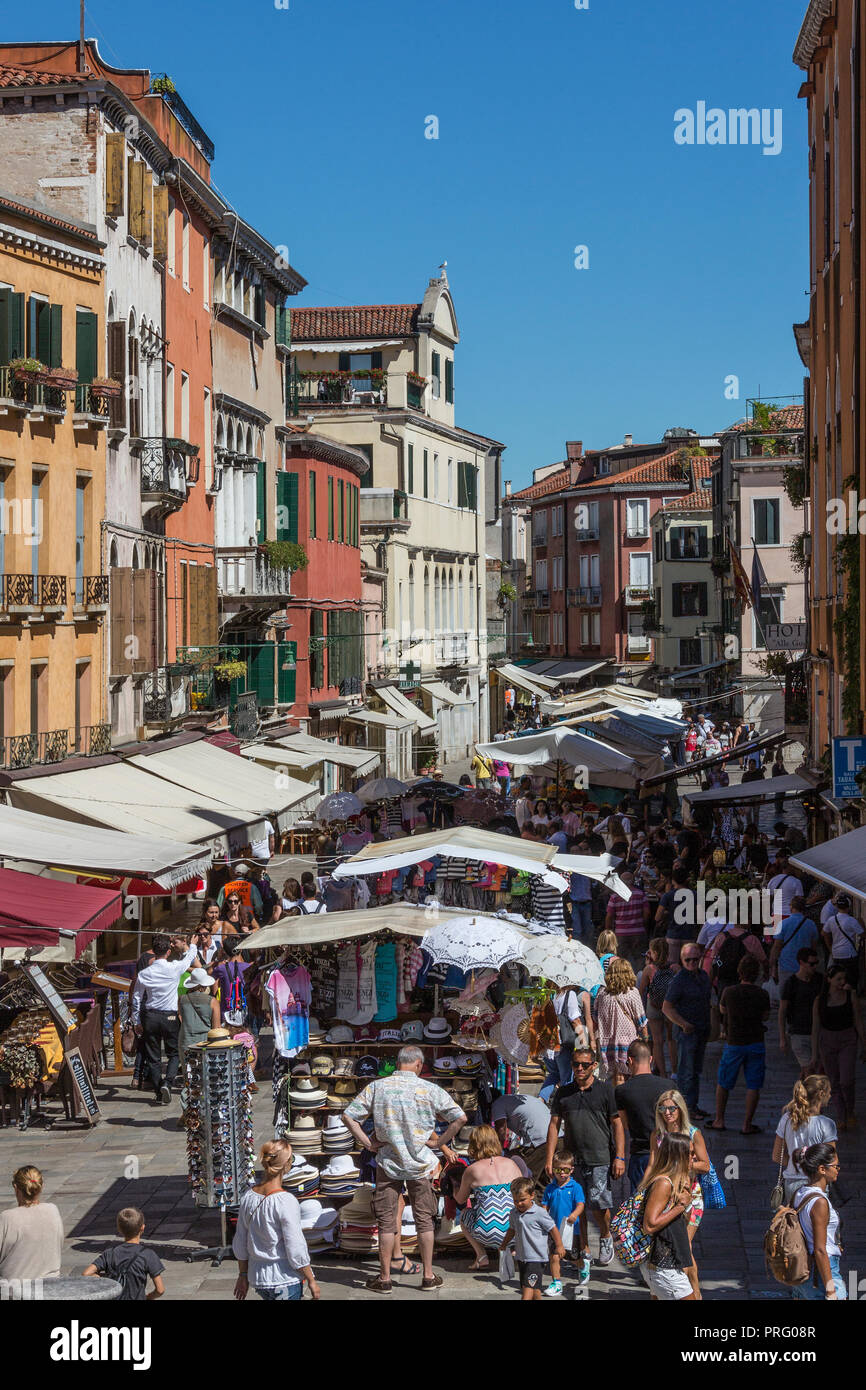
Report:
728,538,754,608
751,545,781,623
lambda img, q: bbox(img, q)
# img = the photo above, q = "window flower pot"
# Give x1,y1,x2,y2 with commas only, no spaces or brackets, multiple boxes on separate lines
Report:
90,377,123,399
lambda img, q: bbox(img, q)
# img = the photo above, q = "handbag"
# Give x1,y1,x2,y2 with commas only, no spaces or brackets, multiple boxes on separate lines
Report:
610,1187,652,1267
699,1159,726,1210
769,1150,785,1212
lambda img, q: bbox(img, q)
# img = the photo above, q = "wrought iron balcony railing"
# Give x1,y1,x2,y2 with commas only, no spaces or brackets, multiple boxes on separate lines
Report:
76,575,110,608
0,724,109,771
0,573,67,613
139,437,199,502
73,384,112,423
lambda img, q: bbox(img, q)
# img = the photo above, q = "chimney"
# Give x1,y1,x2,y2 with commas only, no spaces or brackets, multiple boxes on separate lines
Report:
566,441,583,461
624,433,633,448
504,480,512,497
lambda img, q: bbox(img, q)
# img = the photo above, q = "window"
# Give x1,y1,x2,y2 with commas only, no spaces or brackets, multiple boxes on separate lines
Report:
626,498,649,537
447,458,453,505
423,449,429,499
276,472,299,543
338,480,345,542
553,612,564,646
180,371,189,440
532,509,548,544
407,444,414,494
164,363,174,436
310,609,324,690
328,477,334,540
28,296,62,367
552,556,564,590
457,460,478,510
181,209,190,289
203,388,212,486
75,309,97,384
581,613,590,645
31,472,44,579
671,582,708,617
629,552,652,588
752,497,781,546
444,357,454,404
590,554,600,587
433,453,440,497
668,524,708,559
203,241,210,308
654,529,663,563
0,287,25,362
310,473,317,538
431,351,441,399
167,204,177,275
535,558,548,590
753,588,784,649
551,505,564,537
75,477,88,604
680,638,702,666
30,661,46,736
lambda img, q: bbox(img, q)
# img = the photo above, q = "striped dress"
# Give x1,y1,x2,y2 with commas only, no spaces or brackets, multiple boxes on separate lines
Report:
460,1183,515,1249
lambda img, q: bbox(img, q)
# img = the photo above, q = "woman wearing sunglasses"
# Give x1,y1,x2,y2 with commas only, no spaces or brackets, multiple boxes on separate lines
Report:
648,1089,710,1299
792,1143,846,1300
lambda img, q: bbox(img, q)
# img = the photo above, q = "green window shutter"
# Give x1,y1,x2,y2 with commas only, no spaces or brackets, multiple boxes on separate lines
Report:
423,449,428,498
457,460,467,509
432,350,440,381
35,299,52,364
328,477,334,540
254,284,265,327
27,296,39,358
469,464,478,511
445,357,453,403
247,641,276,706
275,305,291,348
371,351,382,368
276,471,299,542
48,304,63,368
338,480,345,542
277,640,296,705
309,472,317,538
75,309,97,384
310,609,324,689
355,442,373,488
338,352,350,372
407,444,414,494
0,290,25,363
256,463,267,541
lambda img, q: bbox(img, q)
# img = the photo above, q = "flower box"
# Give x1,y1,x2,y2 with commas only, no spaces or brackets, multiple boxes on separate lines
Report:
90,376,123,399
45,367,79,391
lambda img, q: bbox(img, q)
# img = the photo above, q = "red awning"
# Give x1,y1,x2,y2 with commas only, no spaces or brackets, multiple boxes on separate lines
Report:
205,730,241,755
0,868,123,957
76,874,205,898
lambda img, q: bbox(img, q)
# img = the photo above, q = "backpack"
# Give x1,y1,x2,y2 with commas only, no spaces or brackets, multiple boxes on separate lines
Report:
224,962,247,1026
763,1194,814,1286
556,989,579,1047
610,1188,652,1268
713,929,752,987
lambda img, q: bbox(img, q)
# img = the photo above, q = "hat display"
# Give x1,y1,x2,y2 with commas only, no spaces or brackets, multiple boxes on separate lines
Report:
322,1117,354,1154
333,1058,356,1078
286,1115,323,1152
339,1183,378,1253
378,1027,402,1043
326,1025,355,1044
283,1160,320,1198
456,1054,482,1074
307,1016,325,1041
331,1077,358,1096
433,1056,457,1073
424,1016,452,1041
311,1054,334,1076
355,1025,378,1043
289,1076,328,1108
452,1124,475,1154
355,1055,379,1079
290,1062,312,1076
321,1154,359,1178
401,1020,424,1042
299,1199,340,1252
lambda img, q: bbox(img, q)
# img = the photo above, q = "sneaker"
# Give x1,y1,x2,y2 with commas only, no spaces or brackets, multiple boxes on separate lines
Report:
597,1236,614,1266
578,1254,591,1284
159,1084,171,1105
544,1279,563,1297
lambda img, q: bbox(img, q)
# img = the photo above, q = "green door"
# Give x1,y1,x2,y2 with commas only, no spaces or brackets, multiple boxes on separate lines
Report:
277,640,297,705
246,641,275,706
276,472,299,542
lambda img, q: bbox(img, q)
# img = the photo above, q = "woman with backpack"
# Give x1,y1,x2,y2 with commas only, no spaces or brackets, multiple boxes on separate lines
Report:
638,1131,697,1301
772,1076,836,1205
792,1142,846,1300
213,937,251,1026
595,958,649,1086
648,1088,711,1298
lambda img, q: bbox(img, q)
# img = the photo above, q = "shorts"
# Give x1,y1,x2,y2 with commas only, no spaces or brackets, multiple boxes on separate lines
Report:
640,1263,693,1301
373,1175,438,1235
517,1260,547,1290
788,1032,813,1068
717,1041,766,1091
576,1161,612,1211
257,1282,303,1301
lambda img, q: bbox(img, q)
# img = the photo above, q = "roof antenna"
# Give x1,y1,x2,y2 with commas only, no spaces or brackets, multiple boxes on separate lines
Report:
78,0,88,73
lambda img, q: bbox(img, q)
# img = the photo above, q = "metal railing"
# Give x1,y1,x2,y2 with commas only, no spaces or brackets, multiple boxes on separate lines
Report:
0,574,67,610
74,384,111,419
139,438,198,499
0,723,107,770
625,526,649,539
575,527,599,541
78,575,110,607
624,584,654,605
295,374,388,407
217,549,292,599
150,75,215,161
577,586,602,606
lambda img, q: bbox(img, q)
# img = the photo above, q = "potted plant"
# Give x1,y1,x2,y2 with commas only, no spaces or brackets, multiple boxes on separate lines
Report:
213,659,247,684
262,539,309,573
91,375,123,399
45,366,79,390
407,371,428,387
497,581,517,609
9,356,46,384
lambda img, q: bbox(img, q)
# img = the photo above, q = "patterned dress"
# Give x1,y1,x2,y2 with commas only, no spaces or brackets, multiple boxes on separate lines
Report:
595,987,648,1076
460,1183,515,1249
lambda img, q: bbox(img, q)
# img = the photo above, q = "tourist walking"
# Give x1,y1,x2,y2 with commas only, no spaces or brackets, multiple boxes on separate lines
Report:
769,896,819,994
179,968,220,1058
811,965,866,1129
0,1166,64,1282
649,1089,710,1298
342,1045,466,1293
131,934,200,1104
615,1039,669,1191
594,958,649,1086
233,1141,319,1302
639,1132,697,1301
453,1126,522,1270
772,1076,836,1205
713,954,771,1135
539,985,594,1102
778,947,822,1076
662,944,712,1118
640,938,676,1077
820,894,864,989
792,1143,847,1300
603,872,651,970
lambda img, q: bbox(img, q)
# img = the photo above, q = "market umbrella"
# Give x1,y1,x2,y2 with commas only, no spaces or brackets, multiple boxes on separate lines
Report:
356,778,409,803
421,916,527,974
314,792,364,823
409,778,464,800
521,936,604,993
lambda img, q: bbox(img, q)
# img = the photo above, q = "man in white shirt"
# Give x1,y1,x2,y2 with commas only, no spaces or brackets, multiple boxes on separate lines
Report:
132,934,199,1104
766,857,804,932
821,894,864,986
249,818,275,864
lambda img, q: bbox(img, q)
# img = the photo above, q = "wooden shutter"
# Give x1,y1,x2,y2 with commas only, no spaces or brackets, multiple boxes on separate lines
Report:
457,460,467,509
27,295,38,358
338,480,344,541
248,642,275,706
407,444,414,493
127,158,140,238
423,449,428,498
328,477,334,540
201,565,218,644
35,300,50,365
105,134,125,217
48,304,63,367
0,290,25,363
187,563,199,645
254,284,265,327
108,322,127,429
141,172,152,248
152,185,169,261
75,310,97,384
256,463,267,541
132,569,151,671
371,351,382,369
110,567,134,675
445,357,453,403
128,335,141,437
338,352,350,372
276,472,298,543
277,640,297,705
309,472,317,538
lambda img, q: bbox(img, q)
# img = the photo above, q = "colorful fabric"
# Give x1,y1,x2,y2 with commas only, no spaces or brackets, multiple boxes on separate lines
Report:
460,1183,515,1248
373,943,398,1022
264,966,311,1059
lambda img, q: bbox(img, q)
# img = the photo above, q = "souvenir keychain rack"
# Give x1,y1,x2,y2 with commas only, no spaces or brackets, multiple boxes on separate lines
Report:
185,1034,255,1265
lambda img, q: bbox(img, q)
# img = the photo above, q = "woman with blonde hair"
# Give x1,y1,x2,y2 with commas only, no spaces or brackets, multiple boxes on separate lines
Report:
648,1089,710,1298
595,929,619,975
232,1140,319,1302
640,936,676,1077
0,1165,64,1281
594,957,649,1085
639,1131,697,1301
453,1125,523,1271
772,1075,836,1204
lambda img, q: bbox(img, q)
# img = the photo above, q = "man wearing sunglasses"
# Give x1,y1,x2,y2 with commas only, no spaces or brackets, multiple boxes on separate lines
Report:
544,1047,625,1281
662,944,712,1119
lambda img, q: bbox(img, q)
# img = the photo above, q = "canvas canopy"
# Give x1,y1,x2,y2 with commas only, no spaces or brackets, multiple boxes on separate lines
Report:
551,853,631,901
375,685,437,732
0,866,122,955
243,902,526,950
262,733,379,774
127,739,315,821
475,726,642,788
789,827,866,904
332,825,568,889
0,802,210,886
683,774,812,807
496,663,554,698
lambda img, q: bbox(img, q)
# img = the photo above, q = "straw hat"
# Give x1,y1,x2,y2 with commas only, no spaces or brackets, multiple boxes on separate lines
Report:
321,1154,360,1178
289,1077,328,1107
424,1016,452,1041
451,1124,475,1154
339,1183,377,1225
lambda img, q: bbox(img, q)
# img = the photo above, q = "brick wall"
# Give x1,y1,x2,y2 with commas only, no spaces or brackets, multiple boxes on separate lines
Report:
0,104,97,225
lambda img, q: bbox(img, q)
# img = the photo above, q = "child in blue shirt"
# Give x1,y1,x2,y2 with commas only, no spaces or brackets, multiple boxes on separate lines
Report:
542,1151,585,1296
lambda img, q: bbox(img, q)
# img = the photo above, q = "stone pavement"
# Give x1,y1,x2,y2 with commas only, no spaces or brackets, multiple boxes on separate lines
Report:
1,1018,862,1302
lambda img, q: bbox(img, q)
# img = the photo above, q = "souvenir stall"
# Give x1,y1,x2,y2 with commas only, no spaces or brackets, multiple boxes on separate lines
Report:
183,1028,256,1263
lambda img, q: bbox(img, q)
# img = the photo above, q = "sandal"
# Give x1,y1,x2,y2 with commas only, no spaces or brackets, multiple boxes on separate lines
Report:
364,1275,393,1294
390,1256,421,1275
468,1258,491,1272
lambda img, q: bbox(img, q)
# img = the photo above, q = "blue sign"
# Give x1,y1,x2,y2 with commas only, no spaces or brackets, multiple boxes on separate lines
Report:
831,737,866,799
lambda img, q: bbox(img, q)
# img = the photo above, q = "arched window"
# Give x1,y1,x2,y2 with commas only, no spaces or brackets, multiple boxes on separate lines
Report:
448,567,455,629
408,564,415,634
132,544,141,570
434,568,440,633
109,539,119,569
423,566,430,637
457,568,464,629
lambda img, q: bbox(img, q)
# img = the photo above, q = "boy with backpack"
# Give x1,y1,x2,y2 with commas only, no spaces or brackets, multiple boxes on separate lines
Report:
83,1208,164,1301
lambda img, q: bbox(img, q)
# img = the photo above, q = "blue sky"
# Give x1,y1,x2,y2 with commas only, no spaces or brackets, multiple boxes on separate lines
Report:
11,0,809,486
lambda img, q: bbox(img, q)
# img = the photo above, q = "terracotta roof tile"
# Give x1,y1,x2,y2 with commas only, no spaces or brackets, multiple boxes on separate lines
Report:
0,193,99,243
291,304,421,342
0,64,94,89
507,468,570,502
723,404,804,433
573,449,696,488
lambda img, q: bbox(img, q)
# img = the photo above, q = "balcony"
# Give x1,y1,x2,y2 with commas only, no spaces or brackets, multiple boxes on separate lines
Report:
625,526,649,540
0,573,67,621
73,575,110,618
360,488,410,531
575,527,599,541
484,615,506,661
624,584,654,606
534,589,550,609
295,371,388,410
627,634,652,656
72,384,112,430
137,437,198,517
576,586,602,606
0,723,109,770
217,548,292,615
435,631,470,664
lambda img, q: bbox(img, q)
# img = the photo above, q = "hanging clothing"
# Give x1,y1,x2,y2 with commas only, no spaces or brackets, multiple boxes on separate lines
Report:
347,941,378,1024
265,965,311,1059
373,943,398,1022
402,943,424,994
336,943,360,1022
309,950,338,1018
395,944,407,1010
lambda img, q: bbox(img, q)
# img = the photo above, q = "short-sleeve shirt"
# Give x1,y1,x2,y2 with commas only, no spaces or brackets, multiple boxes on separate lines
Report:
766,874,804,918
719,983,770,1046
662,888,698,942
823,912,864,960
490,1094,552,1148
506,1203,556,1262
344,1071,465,1181
776,915,819,974
664,969,712,1030
607,889,648,939
781,973,821,1035
543,1177,585,1227
614,1073,669,1155
550,1079,617,1167
93,1243,164,1301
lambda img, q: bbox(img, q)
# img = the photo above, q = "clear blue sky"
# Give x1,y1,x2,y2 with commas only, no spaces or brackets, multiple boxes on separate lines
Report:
11,0,809,486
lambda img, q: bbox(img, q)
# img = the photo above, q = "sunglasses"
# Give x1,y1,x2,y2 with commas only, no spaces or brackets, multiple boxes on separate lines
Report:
573,1060,594,1069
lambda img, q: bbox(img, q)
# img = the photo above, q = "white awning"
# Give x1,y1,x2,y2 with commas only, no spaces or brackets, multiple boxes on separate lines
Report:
126,740,315,820
273,733,380,773
4,764,251,854
496,664,551,698
476,726,641,788
375,685,437,732
552,853,631,902
683,774,812,806
332,825,568,889
297,340,404,353
790,828,866,904
422,680,467,707
244,902,523,950
0,803,210,887
240,743,322,772
344,709,412,730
